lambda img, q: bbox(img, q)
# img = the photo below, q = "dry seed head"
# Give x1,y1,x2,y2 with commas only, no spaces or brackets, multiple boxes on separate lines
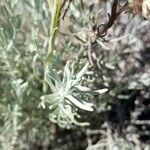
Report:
142,0,150,20
128,0,150,20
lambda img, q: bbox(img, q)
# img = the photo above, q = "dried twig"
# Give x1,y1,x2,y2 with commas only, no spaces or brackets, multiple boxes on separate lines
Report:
61,0,73,20
97,0,128,38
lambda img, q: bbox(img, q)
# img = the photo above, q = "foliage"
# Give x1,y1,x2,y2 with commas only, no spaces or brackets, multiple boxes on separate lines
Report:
39,62,94,127
0,0,150,149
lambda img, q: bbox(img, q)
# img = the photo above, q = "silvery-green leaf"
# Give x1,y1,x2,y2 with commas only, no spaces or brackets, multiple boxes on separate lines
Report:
45,72,58,92
46,66,62,86
12,79,28,97
81,101,93,107
49,106,59,114
75,86,108,95
48,104,59,113
63,61,71,84
66,95,93,112
38,99,45,109
76,63,89,81
64,80,73,96
128,81,138,89
70,62,75,75
73,120,90,126
62,105,75,120
75,85,91,92
105,63,115,70
19,82,28,92
140,77,150,86
94,88,108,94
45,72,61,92
40,93,60,105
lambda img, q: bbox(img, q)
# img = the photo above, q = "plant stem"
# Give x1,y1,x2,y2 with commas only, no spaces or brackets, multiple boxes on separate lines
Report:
43,0,65,92
46,0,63,65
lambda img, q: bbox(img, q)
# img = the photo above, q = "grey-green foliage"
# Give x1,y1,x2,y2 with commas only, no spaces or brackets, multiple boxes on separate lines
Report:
1,0,149,149
39,62,94,128
0,0,51,149
0,0,102,148
86,136,134,150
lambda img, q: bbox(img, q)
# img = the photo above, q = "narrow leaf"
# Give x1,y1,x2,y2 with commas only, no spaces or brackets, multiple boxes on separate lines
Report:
66,95,93,112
